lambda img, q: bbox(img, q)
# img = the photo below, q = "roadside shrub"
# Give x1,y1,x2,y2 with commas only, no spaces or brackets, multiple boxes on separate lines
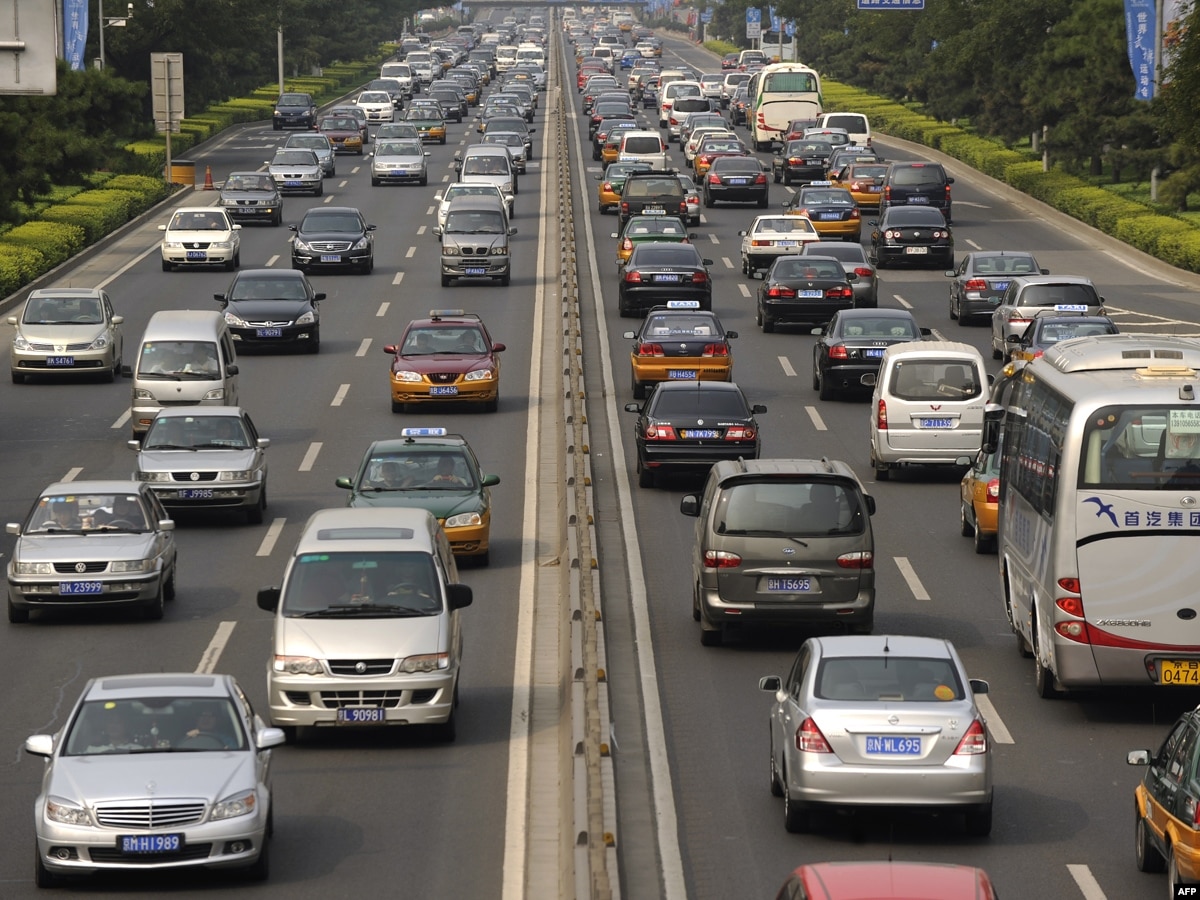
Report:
0,221,86,268
0,244,46,295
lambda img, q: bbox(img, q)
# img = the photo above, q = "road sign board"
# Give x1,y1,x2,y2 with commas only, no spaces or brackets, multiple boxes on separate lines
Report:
151,52,185,133
0,0,58,95
746,22,762,39
746,7,761,23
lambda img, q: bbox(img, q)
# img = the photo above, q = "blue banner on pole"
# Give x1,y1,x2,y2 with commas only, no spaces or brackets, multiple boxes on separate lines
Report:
1124,0,1156,100
63,0,88,71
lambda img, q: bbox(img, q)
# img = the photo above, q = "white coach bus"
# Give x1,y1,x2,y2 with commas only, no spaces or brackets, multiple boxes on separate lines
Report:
746,62,822,151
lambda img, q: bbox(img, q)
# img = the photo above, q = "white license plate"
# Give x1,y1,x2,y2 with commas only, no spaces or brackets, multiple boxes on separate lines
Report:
320,254,341,263
904,246,929,254
667,370,697,379
764,576,813,592
798,290,823,298
337,707,386,724
919,418,953,428
642,207,665,215
430,385,459,396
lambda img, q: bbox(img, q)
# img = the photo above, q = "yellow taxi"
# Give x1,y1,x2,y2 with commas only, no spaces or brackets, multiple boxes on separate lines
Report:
831,162,890,208
783,182,861,241
596,161,652,214
959,442,999,553
1130,704,1200,887
623,301,735,399
382,309,503,412
600,122,639,165
613,215,692,264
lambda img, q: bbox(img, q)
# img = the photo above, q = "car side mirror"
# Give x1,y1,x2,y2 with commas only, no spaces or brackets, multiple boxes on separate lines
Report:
314,292,326,301
751,404,767,414
448,582,473,610
425,151,432,157
623,402,641,413
214,293,227,302
846,272,857,282
257,586,281,612
944,270,955,277
288,224,298,232
157,224,166,232
758,675,782,693
224,363,238,376
382,344,398,354
508,226,518,235
863,495,877,516
737,230,747,236
1127,750,1152,767
919,327,932,336
334,476,353,490
860,373,877,387
679,494,700,517
702,258,714,266
127,439,141,451
1040,268,1050,274
969,678,988,695
947,176,955,184
433,227,442,236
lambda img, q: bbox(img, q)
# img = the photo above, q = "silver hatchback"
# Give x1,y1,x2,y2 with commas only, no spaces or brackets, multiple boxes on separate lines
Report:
8,288,123,384
759,634,993,836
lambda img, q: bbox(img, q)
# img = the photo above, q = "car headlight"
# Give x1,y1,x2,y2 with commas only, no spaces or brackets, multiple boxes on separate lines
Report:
162,241,183,250
293,239,314,252
46,796,93,827
295,311,316,326
442,246,461,256
490,246,508,256
210,240,233,250
137,471,172,483
392,369,423,383
211,790,257,821
14,561,54,575
217,470,253,481
372,163,386,174
203,388,226,401
221,198,238,206
399,652,449,673
224,311,248,326
445,512,483,528
111,559,153,573
501,182,512,193
13,335,30,351
464,367,495,381
351,236,371,250
133,388,155,400
273,655,323,675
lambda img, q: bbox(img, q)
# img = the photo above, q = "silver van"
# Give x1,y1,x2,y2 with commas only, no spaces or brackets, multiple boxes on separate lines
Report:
863,339,988,480
257,507,473,742
123,310,239,437
434,196,517,287
455,144,517,214
680,458,876,645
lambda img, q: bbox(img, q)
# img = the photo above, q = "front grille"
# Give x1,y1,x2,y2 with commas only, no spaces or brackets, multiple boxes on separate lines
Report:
310,241,353,252
246,319,294,327
327,658,395,676
27,341,95,352
94,800,206,829
285,691,312,705
319,690,405,708
234,200,263,207
428,372,459,384
90,843,213,863
158,400,197,408
169,471,219,482
459,247,488,256
52,561,107,574
183,242,211,250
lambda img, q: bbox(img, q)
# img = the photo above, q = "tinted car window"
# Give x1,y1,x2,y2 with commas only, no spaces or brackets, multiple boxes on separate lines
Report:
884,208,948,226
892,166,946,186
1017,284,1100,307
623,137,662,154
651,389,747,417
634,246,701,265
717,481,867,536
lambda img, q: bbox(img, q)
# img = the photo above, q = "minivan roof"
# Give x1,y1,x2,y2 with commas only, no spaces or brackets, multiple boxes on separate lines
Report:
293,507,438,555
141,309,227,341
880,339,982,363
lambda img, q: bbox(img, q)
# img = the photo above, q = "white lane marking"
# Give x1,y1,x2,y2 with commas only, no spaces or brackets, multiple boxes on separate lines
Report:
417,225,427,235
256,518,285,557
894,557,931,600
931,329,947,340
778,355,796,377
1066,864,1107,900
298,442,322,471
894,294,913,309
738,283,751,298
966,238,982,250
709,233,719,244
350,167,360,175
266,254,280,267
392,272,404,285
111,409,132,430
721,257,733,269
331,385,349,407
406,246,417,258
442,174,450,182
195,622,236,674
426,205,436,215
323,195,333,204
699,214,707,224
61,467,83,482
356,339,372,357
975,694,1014,744
376,301,390,317
806,407,827,431
785,186,795,194
447,162,457,169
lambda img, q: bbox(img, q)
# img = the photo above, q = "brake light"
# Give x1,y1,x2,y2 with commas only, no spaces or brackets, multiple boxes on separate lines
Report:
670,116,679,125
708,173,720,184
621,201,629,213
691,271,708,284
953,720,987,756
698,154,712,166
756,111,766,126
622,238,633,251
1056,595,1084,618
623,270,642,283
849,208,860,220
876,399,888,430
754,174,767,184
1058,576,1082,597
725,425,756,440
637,342,664,356
644,424,677,440
827,286,852,300
837,551,873,569
1009,317,1031,327
767,286,795,298
883,185,891,201
964,278,988,291
853,266,874,278
703,549,741,568
751,240,770,247
986,478,999,501
788,157,802,165
702,343,728,357
796,718,832,753
679,202,688,216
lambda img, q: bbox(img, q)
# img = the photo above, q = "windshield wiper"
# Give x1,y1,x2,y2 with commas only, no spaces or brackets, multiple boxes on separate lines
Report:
145,444,195,451
291,604,428,617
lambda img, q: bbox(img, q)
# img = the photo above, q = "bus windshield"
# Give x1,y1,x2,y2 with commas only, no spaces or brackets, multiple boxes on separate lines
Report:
763,72,818,93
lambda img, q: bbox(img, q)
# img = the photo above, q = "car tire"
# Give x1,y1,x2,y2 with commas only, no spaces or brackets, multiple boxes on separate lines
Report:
441,275,452,287
103,361,116,383
143,584,164,621
761,315,775,334
248,488,266,525
963,798,993,837
10,370,23,384
874,255,887,270
773,169,781,184
699,620,722,646
960,503,974,537
949,298,959,321
306,332,320,354
391,399,404,413
768,728,785,797
273,211,283,227
161,260,172,272
703,193,714,208
484,395,499,413
314,182,323,197
372,177,380,186
163,566,176,602
8,596,29,623
35,847,61,889
783,775,813,833
818,369,835,401
421,175,428,186
499,273,511,287
871,450,890,481
440,137,447,145
782,172,791,186
1136,813,1166,873
245,827,270,881
757,194,768,209
973,519,994,555
637,460,655,488
1033,617,1062,699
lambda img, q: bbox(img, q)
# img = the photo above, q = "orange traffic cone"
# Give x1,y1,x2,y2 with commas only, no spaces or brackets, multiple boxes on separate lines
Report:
203,165,214,190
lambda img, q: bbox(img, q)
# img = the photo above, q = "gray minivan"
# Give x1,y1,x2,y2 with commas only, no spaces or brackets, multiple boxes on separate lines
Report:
680,458,876,646
123,310,239,436
434,196,516,287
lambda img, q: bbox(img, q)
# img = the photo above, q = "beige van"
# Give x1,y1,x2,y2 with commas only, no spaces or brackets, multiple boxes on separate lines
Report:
863,340,988,480
124,310,239,436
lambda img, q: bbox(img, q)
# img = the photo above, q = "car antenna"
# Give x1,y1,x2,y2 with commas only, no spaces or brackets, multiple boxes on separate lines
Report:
882,635,890,668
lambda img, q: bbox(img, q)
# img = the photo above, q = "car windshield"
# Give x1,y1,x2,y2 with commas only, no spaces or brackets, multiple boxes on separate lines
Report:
300,213,363,233
378,124,419,139
144,414,251,450
168,210,228,231
63,697,247,755
627,219,686,237
378,141,422,156
650,388,748,417
402,326,488,355
891,166,944,186
359,92,391,103
280,551,442,618
321,118,359,131
278,93,309,106
287,136,327,151
463,156,510,176
800,190,854,206
224,174,274,191
444,210,506,233
840,316,918,339
716,480,867,537
27,492,150,534
357,450,478,491
273,151,316,166
700,140,743,153
816,656,964,702
771,259,845,280
136,340,220,379
23,295,103,325
887,359,983,401
755,218,813,235
642,313,718,336
228,276,309,302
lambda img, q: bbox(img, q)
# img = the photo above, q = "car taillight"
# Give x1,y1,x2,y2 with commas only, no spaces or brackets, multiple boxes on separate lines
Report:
602,182,613,192
1009,317,1031,326
853,266,874,278
796,718,832,753
623,270,642,283
698,155,711,165
767,285,795,298
883,185,891,200
637,342,664,356
751,240,770,246
725,425,756,440
788,157,802,165
754,174,767,184
827,286,852,300
620,201,629,213
679,202,688,216
622,238,633,251
964,278,988,291
986,478,1000,501
645,424,677,440
849,208,860,220
837,551,873,569
702,343,729,357
876,399,888,430
691,271,708,284
1032,349,1044,358
703,549,741,568
670,116,679,125
756,111,766,126
932,229,948,238
953,720,988,756
796,207,811,218
829,345,848,360
945,183,952,197
708,173,721,184
884,229,899,239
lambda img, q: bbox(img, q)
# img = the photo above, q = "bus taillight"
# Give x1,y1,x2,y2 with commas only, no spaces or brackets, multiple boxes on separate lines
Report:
1056,597,1084,617
1058,577,1081,593
1056,621,1087,641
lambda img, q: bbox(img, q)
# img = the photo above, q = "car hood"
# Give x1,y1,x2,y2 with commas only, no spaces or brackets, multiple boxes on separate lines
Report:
47,751,253,804
164,229,235,242
280,616,445,658
375,154,426,165
269,163,321,175
349,488,483,517
220,189,280,202
137,447,259,473
17,323,108,344
14,532,159,562
294,229,367,243
223,299,313,319
289,146,332,159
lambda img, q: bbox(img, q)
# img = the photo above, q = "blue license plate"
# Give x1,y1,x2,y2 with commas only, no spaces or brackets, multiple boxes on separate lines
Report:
60,582,102,595
909,196,929,204
727,178,748,185
681,429,720,439
819,213,840,220
46,356,75,366
654,274,681,282
284,180,302,187
920,418,953,429
993,281,1009,291
256,328,283,338
464,267,487,276
765,576,813,592
667,370,697,379
798,290,823,299
121,834,182,854
180,488,214,500
869,185,881,192
185,251,207,261
775,240,797,247
430,386,459,396
865,736,922,755
320,255,341,263
863,349,885,358
337,707,386,724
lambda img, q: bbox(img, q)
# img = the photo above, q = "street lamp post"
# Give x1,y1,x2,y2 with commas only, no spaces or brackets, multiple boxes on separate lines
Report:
97,0,133,71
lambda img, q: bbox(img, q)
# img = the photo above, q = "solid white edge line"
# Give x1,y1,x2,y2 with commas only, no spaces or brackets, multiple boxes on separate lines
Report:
974,694,1014,744
195,622,237,674
893,556,931,600
1066,864,1108,900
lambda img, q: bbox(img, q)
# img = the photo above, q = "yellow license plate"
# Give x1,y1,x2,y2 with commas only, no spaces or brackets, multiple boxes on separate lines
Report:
1160,660,1200,684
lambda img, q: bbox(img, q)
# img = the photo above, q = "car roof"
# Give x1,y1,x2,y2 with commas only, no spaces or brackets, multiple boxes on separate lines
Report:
653,379,743,394
712,457,861,482
28,287,103,298
85,673,232,701
151,406,248,420
813,634,955,658
1009,274,1097,287
294,507,438,553
368,434,470,454
840,308,915,320
302,206,362,216
784,861,994,899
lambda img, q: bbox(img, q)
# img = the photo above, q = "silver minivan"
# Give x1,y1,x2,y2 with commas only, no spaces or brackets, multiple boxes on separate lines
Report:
123,310,239,437
863,339,988,480
455,144,517,214
680,458,876,646
257,507,473,742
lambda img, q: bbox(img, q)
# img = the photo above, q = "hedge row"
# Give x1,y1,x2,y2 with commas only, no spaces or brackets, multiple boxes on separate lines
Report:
703,40,739,57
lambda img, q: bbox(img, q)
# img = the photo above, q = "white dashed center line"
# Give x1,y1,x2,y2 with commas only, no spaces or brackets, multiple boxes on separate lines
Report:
298,442,322,471
331,385,349,407
893,557,930,600
356,339,372,357
256,518,286,557
805,407,827,431
376,302,390,317
738,283,751,298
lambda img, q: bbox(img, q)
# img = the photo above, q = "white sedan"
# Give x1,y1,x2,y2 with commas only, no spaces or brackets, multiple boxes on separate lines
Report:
436,182,509,231
159,207,241,272
684,127,738,165
355,90,395,123
738,214,822,278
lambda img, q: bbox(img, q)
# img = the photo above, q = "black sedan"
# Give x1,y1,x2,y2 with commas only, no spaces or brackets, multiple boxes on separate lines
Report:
771,139,834,185
811,308,930,400
618,243,714,317
290,206,376,275
429,89,465,122
214,268,323,352
870,206,954,269
623,381,766,488
946,250,1048,324
703,157,769,208
756,255,856,333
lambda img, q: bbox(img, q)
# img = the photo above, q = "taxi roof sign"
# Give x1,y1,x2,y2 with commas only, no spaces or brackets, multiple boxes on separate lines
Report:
1054,304,1089,312
666,300,701,308
401,427,448,437
428,309,466,318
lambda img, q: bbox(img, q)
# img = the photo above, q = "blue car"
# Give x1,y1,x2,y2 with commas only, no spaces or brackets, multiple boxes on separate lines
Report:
621,49,641,69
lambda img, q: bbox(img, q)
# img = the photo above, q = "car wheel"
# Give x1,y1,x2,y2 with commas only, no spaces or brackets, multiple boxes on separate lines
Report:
871,450,890,481
441,274,451,287
699,620,722,646
8,596,29,623
372,177,380,186
245,826,270,881
440,137,447,145
949,297,959,320
768,727,784,797
1136,812,1166,872
761,315,775,334
992,340,1004,360
963,798,993,837
391,398,404,413
35,847,61,889
773,169,781,184
248,488,266,525
483,395,499,413
703,192,714,208
421,175,428,186
163,565,176,602
692,583,702,622
226,254,237,272
273,211,283,227
818,368,835,401
11,370,24,384
631,375,645,400
960,502,974,537
499,273,511,287
314,182,323,197
973,519,994,555
143,584,165,621
475,550,490,567
782,172,791,186
102,361,116,383
782,769,813,833
874,255,887,270
161,260,172,272
637,458,655,488
757,194,769,209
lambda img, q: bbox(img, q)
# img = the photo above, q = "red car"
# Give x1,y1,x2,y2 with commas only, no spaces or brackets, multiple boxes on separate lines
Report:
775,861,998,900
721,52,739,70
382,309,505,413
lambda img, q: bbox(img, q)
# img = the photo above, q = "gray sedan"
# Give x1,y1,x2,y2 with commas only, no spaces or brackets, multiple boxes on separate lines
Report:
760,634,993,836
799,240,879,307
282,132,336,177
370,138,430,186
265,148,323,196
8,287,123,384
26,672,285,887
989,273,1106,360
946,250,1047,325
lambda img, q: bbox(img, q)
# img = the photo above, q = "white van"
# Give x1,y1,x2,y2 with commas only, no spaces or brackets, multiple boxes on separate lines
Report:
495,45,519,71
124,310,239,437
591,46,616,72
618,130,669,171
516,44,546,69
257,507,473,742
863,340,988,480
659,80,703,128
379,62,415,97
818,112,872,147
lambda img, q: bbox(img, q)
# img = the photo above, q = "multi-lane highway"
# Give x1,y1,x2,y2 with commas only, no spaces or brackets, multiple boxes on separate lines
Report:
1,19,1199,899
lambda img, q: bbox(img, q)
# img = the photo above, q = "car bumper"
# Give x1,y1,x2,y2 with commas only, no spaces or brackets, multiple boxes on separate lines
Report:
760,296,854,325
372,169,427,184
418,131,447,142
630,361,732,385
390,376,499,404
820,361,884,391
639,440,759,470
876,245,953,266
230,324,317,347
811,220,861,240
783,165,826,183
8,572,164,612
786,754,991,808
441,259,509,278
957,297,999,319
273,178,322,195
708,186,768,202
147,481,264,510
744,247,811,269
329,140,364,154
11,350,115,376
972,498,998,536
444,521,491,556
161,246,237,266
273,117,313,129
293,249,372,270
619,284,712,315
700,582,874,628
266,668,458,727
874,433,983,466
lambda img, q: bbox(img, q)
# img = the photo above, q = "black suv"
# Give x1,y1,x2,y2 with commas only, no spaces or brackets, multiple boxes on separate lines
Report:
273,92,317,131
878,161,954,222
618,172,689,226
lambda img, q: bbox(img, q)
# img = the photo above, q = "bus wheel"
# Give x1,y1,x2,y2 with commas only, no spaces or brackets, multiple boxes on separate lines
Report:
1033,620,1062,699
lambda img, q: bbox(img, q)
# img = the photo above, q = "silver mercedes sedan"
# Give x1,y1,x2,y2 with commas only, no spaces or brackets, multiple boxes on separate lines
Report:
25,672,286,887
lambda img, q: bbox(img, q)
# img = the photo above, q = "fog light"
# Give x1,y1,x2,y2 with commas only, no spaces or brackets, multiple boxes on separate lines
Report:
227,840,249,854
54,848,72,861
